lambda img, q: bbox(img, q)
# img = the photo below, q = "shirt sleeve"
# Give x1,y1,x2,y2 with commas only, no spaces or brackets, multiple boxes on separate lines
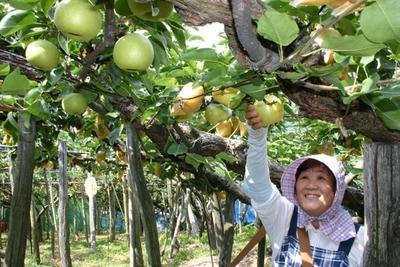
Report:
242,126,274,203
252,186,294,260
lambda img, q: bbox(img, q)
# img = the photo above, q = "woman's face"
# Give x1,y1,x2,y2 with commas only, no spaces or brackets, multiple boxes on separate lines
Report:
295,165,335,217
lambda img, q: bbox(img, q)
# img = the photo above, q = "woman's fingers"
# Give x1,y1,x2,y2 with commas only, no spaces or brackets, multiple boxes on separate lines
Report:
246,105,263,129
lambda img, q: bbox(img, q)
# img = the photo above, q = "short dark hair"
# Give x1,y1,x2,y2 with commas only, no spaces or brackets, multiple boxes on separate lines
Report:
295,159,336,191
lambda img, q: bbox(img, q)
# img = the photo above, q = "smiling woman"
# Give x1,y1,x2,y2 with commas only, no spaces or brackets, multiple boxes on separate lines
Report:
295,161,336,218
243,106,365,267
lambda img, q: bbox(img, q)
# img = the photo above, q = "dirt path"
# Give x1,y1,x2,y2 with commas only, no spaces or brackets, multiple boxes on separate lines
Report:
180,249,269,267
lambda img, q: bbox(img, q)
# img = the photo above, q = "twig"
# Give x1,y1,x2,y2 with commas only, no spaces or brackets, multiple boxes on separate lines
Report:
79,0,117,80
283,0,366,64
296,78,400,92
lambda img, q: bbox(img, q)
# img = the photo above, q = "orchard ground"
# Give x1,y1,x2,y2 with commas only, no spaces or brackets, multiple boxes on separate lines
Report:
13,225,272,266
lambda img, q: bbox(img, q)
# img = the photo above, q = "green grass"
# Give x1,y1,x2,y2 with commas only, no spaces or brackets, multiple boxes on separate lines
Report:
18,225,267,266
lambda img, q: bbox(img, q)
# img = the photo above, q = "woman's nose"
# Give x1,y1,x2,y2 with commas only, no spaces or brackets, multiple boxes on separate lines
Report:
305,180,318,189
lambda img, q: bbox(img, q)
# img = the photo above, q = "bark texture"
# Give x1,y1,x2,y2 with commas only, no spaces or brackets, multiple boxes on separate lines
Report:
58,141,72,267
363,142,400,266
5,114,36,267
125,121,161,266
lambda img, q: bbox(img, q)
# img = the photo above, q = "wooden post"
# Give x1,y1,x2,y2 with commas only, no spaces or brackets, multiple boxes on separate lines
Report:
211,192,224,252
58,140,72,267
80,185,89,244
30,199,40,264
5,113,36,267
125,121,161,266
88,195,96,250
127,170,144,267
107,180,116,241
44,170,56,258
219,192,235,266
363,142,400,266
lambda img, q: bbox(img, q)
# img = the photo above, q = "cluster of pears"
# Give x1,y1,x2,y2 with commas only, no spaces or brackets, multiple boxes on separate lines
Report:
24,0,173,116
170,83,284,137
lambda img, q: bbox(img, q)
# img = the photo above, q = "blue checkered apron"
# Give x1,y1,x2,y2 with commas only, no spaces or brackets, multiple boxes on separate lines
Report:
275,206,360,267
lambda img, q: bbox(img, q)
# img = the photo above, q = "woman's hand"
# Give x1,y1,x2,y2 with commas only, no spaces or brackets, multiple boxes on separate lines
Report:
246,105,263,130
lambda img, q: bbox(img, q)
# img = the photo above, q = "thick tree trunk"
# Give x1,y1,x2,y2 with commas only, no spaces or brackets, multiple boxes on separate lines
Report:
219,192,235,267
125,121,161,266
107,180,116,242
30,200,40,265
5,113,36,267
127,171,144,267
363,142,400,266
58,140,72,267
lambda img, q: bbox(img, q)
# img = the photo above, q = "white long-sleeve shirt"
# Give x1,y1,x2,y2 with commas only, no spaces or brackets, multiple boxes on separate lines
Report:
242,127,365,266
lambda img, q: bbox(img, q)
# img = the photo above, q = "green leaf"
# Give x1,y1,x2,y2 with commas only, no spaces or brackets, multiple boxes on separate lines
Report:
168,21,187,50
321,34,385,56
1,69,30,95
181,48,219,61
341,74,380,104
185,153,206,170
360,73,379,94
216,152,237,163
154,77,177,87
48,68,64,85
0,95,16,105
379,84,400,97
360,0,400,43
278,71,307,80
205,157,230,179
0,10,37,36
238,78,267,100
27,99,50,120
20,111,32,129
166,143,188,156
361,84,400,130
201,66,227,86
108,126,123,145
294,63,344,77
9,0,39,10
24,88,41,105
41,0,56,15
257,9,299,46
0,64,10,76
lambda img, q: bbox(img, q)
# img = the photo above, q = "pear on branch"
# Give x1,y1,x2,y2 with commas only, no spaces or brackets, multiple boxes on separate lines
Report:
215,120,233,137
170,82,204,120
311,25,341,64
95,115,110,141
211,87,241,108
